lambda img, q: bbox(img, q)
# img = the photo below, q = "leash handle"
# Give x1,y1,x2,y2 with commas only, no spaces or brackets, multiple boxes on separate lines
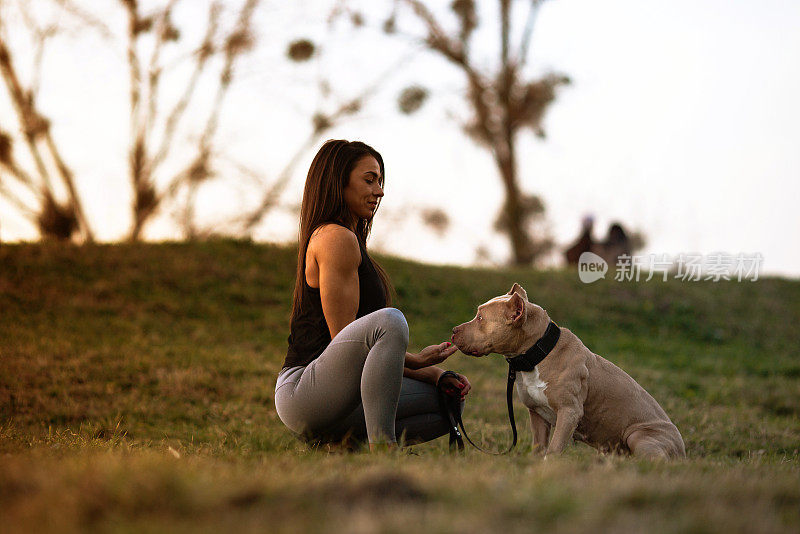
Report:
448,365,518,456
436,371,464,452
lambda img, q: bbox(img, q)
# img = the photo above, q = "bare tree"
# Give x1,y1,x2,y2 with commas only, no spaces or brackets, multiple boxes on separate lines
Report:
0,0,423,243
0,0,261,242
388,0,570,265
0,1,94,241
121,0,260,241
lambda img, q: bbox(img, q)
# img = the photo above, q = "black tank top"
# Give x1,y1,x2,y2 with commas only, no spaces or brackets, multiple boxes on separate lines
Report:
283,231,387,368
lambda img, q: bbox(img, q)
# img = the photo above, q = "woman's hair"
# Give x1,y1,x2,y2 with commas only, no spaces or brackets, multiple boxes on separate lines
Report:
291,139,393,320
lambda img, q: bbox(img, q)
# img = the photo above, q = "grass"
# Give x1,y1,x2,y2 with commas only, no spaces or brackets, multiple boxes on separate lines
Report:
1,240,799,533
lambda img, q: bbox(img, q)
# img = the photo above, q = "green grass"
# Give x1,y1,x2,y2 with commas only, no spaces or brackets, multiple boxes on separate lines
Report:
1,240,799,533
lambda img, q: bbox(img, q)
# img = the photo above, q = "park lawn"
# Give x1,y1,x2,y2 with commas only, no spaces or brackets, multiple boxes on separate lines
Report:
1,240,799,533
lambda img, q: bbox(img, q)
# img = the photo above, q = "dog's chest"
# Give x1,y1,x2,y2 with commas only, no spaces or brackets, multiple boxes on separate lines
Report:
515,368,556,425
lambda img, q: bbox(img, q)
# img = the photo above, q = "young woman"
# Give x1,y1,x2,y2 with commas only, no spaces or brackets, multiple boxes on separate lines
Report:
274,139,470,450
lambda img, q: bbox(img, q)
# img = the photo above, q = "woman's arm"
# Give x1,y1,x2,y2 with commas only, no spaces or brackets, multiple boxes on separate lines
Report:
404,365,472,399
403,343,460,387
403,365,444,384
405,343,459,369
311,225,362,338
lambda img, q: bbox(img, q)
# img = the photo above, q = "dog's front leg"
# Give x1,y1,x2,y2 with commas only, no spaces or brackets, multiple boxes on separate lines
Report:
545,405,582,456
528,409,550,454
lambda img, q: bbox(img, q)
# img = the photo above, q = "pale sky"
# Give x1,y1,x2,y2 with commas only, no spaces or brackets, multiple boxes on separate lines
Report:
1,0,799,277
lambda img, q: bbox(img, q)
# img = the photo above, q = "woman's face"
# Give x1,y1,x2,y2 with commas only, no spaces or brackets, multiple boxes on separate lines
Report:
343,155,384,223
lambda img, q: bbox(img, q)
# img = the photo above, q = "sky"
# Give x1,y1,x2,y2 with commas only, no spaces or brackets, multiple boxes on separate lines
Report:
1,0,799,277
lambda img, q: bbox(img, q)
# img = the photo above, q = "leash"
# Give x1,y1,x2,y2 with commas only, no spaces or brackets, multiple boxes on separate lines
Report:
437,367,518,455
437,321,561,455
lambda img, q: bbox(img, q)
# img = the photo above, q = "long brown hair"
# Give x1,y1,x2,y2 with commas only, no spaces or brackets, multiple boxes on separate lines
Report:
291,139,393,320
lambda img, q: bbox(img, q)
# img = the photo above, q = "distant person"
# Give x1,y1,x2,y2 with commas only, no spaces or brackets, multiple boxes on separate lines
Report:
274,139,470,451
565,215,595,265
599,223,631,265
564,216,632,267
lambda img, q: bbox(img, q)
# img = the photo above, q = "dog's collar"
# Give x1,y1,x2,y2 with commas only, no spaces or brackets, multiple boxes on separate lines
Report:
505,321,560,373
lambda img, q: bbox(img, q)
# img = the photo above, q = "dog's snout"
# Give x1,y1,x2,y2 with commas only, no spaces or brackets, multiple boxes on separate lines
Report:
451,326,460,344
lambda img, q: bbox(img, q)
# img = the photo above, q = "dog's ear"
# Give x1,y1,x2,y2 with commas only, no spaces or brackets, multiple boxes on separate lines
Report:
507,292,526,326
507,282,528,302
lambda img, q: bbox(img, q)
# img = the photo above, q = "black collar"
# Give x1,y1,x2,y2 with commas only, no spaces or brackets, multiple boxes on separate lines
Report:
505,321,561,372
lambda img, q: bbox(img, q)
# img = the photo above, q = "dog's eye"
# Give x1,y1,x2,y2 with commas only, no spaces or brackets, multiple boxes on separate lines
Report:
477,314,482,321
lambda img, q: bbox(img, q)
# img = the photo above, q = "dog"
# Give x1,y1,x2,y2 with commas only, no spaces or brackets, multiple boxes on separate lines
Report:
451,283,685,459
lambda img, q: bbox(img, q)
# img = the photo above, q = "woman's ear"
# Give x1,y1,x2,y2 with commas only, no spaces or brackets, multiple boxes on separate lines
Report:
507,293,526,326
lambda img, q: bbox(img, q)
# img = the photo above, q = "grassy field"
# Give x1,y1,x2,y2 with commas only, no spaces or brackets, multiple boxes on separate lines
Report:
1,240,799,533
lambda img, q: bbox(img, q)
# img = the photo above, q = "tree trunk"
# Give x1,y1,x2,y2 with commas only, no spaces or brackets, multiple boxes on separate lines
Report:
129,216,144,242
494,135,533,265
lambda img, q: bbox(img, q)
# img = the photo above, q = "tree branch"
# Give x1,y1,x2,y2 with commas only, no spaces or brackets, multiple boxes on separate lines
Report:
156,0,258,212
500,0,510,66
0,173,38,218
51,0,115,41
0,146,40,196
145,0,181,139
199,0,258,153
0,36,55,195
398,0,495,144
0,4,94,241
400,0,467,65
122,0,143,142
147,1,220,177
41,127,95,241
16,1,59,99
519,0,543,67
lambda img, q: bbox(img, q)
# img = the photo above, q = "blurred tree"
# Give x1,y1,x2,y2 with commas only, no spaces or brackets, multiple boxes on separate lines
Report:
0,2,94,242
0,0,261,242
420,206,449,236
0,0,399,242
118,0,259,241
386,0,570,265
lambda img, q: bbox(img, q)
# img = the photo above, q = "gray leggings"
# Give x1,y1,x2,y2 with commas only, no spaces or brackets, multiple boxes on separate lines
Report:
274,308,459,445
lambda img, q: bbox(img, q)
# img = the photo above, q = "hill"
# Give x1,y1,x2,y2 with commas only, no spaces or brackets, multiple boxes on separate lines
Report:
1,241,799,533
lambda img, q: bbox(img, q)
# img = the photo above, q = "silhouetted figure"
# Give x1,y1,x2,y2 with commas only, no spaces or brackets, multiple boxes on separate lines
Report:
564,217,632,266
599,223,631,265
565,215,594,265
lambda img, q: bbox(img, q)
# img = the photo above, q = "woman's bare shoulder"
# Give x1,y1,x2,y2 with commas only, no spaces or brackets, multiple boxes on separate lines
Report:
308,223,360,264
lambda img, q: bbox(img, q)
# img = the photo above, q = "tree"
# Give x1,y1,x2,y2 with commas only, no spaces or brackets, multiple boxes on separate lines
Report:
0,1,95,241
0,0,261,242
0,0,397,242
119,0,259,241
388,0,570,265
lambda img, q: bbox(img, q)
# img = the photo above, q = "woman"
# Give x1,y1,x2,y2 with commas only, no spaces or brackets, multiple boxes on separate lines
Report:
274,139,470,450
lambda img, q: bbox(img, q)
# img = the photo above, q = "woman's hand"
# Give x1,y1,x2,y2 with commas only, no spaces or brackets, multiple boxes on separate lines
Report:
438,372,471,401
406,342,458,369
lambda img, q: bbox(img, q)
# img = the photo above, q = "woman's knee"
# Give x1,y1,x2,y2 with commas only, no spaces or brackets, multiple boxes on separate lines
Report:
374,307,409,346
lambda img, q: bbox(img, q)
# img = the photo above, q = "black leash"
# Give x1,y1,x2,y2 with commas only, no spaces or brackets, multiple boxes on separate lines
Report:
436,372,465,452
437,321,560,455
437,367,518,454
